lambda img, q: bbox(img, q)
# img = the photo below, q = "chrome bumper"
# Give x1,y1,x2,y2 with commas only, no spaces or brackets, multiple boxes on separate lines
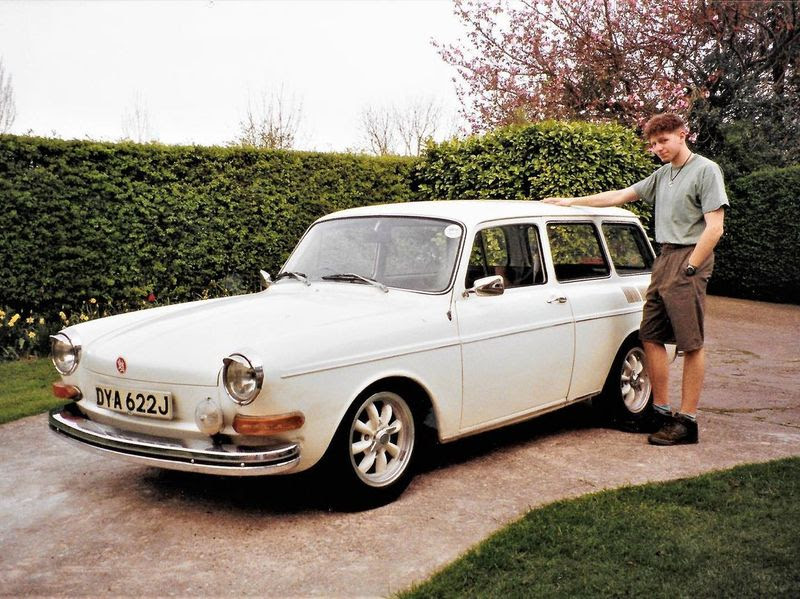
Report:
49,404,301,476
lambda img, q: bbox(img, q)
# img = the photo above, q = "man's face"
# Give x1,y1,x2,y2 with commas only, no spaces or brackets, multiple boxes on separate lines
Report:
648,129,686,163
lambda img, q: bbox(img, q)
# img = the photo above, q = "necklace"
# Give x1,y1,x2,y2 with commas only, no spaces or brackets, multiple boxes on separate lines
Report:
669,152,692,187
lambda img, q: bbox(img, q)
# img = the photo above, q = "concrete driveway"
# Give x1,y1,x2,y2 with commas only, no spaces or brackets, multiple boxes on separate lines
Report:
1,295,798,597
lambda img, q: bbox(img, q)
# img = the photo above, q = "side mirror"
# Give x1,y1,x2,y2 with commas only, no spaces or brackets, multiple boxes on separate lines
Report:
260,270,273,289
464,275,505,298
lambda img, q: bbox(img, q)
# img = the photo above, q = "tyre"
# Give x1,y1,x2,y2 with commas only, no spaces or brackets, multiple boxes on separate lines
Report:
325,389,419,510
596,338,653,422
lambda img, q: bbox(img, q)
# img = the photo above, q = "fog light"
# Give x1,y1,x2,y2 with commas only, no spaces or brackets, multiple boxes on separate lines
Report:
194,398,224,435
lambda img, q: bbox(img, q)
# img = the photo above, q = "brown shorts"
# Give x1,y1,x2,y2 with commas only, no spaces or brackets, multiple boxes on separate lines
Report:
639,244,714,352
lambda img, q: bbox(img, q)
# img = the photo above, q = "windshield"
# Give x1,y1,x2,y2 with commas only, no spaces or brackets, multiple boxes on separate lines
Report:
282,216,464,293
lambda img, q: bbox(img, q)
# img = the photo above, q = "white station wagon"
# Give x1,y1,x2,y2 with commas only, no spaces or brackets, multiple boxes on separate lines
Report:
49,200,656,507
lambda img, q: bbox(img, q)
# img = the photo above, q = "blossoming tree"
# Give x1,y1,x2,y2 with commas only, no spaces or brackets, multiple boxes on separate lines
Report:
439,0,799,155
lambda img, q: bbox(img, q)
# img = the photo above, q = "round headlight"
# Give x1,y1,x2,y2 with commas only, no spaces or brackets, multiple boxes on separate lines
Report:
51,332,81,375
222,353,264,405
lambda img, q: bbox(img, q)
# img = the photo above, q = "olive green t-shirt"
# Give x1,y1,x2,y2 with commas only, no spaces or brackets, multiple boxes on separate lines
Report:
632,154,729,244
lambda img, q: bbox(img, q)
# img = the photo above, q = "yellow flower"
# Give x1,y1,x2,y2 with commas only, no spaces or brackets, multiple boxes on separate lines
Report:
26,316,34,324
59,311,67,321
89,298,97,304
79,314,89,322
0,310,5,319
39,318,45,325
9,314,20,327
28,331,36,340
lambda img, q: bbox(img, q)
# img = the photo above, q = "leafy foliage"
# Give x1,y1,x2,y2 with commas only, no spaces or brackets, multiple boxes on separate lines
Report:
0,135,418,317
711,165,800,303
416,120,655,223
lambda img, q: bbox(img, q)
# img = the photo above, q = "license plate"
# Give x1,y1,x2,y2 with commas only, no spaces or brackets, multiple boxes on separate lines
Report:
95,386,173,420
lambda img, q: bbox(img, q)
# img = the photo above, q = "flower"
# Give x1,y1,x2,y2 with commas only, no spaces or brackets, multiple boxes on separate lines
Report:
79,314,89,322
0,310,5,320
89,298,97,304
28,331,36,340
147,292,156,303
59,311,67,321
39,318,45,325
9,314,20,327
26,316,34,324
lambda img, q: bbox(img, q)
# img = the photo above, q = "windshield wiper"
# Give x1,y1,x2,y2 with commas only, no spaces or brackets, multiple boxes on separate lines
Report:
321,273,388,293
275,271,311,286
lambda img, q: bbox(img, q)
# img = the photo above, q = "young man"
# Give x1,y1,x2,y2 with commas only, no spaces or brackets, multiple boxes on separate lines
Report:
543,113,728,445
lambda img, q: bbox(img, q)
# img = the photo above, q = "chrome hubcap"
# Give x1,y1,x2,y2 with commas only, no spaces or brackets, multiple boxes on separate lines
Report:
620,347,651,414
349,392,414,488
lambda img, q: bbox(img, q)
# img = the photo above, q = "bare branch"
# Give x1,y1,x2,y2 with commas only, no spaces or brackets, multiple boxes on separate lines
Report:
359,105,396,156
0,58,17,134
121,93,156,143
234,85,303,150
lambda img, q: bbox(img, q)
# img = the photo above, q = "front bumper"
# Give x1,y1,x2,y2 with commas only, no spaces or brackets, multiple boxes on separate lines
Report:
49,403,301,476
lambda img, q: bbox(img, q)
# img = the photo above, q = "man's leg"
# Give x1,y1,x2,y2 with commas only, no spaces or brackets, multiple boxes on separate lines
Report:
680,347,705,415
643,341,670,409
648,347,702,445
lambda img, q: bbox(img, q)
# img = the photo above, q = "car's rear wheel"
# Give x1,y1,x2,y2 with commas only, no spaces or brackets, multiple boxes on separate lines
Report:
326,389,419,510
597,338,653,422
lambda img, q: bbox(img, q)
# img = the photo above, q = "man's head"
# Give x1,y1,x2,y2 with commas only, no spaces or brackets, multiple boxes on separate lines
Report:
643,113,689,164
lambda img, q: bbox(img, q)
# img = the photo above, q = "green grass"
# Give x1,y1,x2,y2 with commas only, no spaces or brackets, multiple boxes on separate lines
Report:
0,357,62,424
400,458,800,598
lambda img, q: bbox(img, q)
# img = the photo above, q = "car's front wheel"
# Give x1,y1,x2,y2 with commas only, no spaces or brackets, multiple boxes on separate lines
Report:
325,389,419,510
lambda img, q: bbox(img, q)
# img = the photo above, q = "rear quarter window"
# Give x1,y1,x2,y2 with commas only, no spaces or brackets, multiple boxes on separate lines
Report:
602,223,654,275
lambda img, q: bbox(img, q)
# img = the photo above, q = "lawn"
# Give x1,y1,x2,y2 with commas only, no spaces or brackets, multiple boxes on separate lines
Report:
0,357,62,424
399,457,800,598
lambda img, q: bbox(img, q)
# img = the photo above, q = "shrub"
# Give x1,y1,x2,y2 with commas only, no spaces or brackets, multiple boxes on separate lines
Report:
711,165,800,303
0,135,419,317
416,120,656,228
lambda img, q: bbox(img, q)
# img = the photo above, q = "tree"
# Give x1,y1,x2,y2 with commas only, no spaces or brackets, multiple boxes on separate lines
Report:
360,104,396,155
360,98,454,156
438,0,800,164
121,93,156,143
395,97,444,156
0,58,16,134
235,86,303,150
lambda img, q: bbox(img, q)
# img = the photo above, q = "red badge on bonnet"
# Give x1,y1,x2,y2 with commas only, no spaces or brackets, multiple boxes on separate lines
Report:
116,357,127,374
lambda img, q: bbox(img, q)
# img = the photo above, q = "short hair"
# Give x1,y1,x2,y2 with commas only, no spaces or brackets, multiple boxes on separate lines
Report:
643,113,687,138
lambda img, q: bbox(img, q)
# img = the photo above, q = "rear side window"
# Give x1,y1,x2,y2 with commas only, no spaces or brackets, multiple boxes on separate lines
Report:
546,223,610,281
602,223,654,274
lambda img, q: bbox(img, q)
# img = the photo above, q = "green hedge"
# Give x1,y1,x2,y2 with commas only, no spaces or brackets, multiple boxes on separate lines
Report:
710,165,800,303
416,120,655,227
0,136,419,315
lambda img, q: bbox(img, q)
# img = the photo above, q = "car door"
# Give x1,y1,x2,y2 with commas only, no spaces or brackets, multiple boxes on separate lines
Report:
455,222,575,432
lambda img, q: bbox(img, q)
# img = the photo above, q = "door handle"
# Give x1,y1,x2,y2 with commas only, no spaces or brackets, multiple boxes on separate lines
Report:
547,295,568,304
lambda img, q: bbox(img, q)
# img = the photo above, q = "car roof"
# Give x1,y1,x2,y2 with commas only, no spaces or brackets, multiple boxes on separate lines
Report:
317,200,640,228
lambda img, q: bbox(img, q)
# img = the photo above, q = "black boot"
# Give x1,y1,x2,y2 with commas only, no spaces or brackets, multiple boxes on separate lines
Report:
648,413,699,445
616,407,672,434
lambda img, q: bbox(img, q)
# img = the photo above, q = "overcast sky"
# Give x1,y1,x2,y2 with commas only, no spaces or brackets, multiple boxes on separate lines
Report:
0,0,467,151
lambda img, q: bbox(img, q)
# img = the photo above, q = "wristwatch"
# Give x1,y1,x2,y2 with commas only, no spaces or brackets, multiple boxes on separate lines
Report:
685,264,697,276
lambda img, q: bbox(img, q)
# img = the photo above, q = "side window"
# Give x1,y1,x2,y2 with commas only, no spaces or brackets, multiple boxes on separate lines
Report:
547,223,610,282
602,223,654,274
466,224,546,288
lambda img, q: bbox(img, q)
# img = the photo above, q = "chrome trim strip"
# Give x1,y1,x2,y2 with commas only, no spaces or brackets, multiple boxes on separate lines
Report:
48,404,300,476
